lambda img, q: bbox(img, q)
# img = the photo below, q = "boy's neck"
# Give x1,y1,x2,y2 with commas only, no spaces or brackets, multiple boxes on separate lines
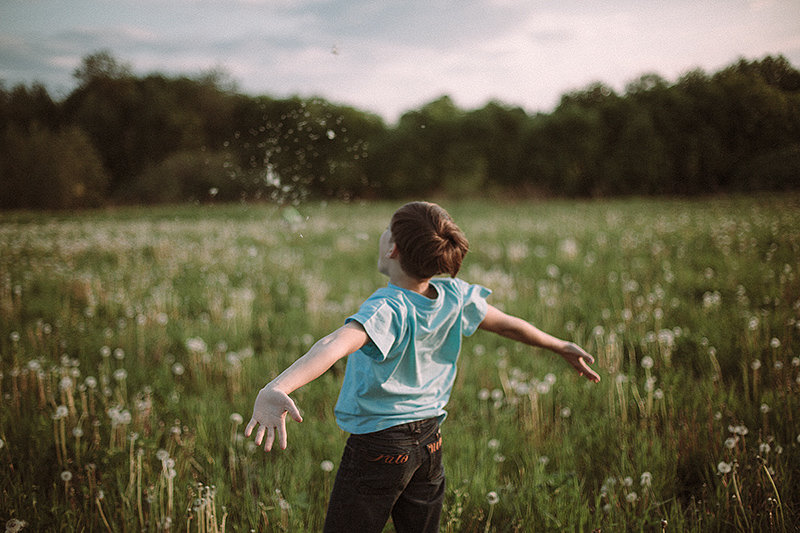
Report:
389,271,436,299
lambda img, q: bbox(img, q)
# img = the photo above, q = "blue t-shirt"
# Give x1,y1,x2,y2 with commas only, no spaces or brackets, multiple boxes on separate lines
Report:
334,277,491,434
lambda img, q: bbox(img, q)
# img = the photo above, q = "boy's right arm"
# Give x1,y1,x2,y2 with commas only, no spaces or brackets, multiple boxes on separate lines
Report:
244,321,368,451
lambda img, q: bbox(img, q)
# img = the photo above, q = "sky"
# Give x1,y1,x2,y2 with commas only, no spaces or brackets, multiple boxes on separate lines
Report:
1,0,799,123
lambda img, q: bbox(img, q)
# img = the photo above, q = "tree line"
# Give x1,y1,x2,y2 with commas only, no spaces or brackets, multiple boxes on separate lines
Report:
2,52,799,209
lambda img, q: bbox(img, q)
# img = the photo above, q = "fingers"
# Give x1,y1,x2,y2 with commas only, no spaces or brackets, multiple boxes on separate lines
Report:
579,359,601,382
255,425,266,446
244,418,256,437
264,426,276,452
277,420,288,450
286,399,303,423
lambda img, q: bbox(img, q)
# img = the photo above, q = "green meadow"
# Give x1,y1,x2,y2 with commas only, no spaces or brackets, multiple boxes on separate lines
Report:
1,195,799,532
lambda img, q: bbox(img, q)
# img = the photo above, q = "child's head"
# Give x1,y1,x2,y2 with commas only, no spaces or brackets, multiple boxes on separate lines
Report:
389,202,469,279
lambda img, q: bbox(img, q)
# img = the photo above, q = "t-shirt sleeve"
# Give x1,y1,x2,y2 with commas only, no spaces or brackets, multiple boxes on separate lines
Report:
461,281,492,336
345,299,401,361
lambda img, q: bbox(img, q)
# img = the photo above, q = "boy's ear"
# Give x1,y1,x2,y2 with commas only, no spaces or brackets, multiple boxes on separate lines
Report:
387,243,399,258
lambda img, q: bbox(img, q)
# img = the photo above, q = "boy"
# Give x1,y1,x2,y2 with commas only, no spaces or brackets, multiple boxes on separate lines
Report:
245,201,600,532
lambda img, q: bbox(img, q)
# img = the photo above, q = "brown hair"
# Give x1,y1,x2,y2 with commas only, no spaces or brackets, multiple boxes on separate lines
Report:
390,201,469,279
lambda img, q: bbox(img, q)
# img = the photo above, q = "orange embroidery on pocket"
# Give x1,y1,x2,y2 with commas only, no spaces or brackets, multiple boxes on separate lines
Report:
368,453,409,464
427,436,442,453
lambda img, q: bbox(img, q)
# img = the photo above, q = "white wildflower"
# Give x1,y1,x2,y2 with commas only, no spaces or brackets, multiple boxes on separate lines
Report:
486,491,499,505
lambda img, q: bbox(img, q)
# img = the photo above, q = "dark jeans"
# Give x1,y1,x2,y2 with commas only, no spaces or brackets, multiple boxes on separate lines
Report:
323,418,445,533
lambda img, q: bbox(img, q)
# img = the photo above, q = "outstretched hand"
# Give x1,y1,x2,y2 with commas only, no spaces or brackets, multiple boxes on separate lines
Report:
557,342,601,382
244,387,303,451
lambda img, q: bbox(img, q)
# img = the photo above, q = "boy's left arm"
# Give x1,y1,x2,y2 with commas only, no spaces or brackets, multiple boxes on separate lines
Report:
478,304,600,382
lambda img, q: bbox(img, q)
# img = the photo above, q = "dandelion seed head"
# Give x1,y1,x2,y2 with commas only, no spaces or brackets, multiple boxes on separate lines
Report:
770,337,781,349
172,362,185,376
486,491,499,505
230,413,243,425
185,337,208,354
640,472,652,487
320,460,334,472
760,442,771,454
760,403,770,414
54,405,68,420
113,348,125,360
751,359,761,370
156,449,170,462
61,470,72,482
725,437,738,449
640,356,654,369
493,454,505,463
477,388,490,401
560,407,572,418
5,518,28,532
10,331,20,342
113,368,127,382
718,461,732,474
59,376,73,391
488,439,500,450
72,427,84,438
626,491,638,503
653,389,664,400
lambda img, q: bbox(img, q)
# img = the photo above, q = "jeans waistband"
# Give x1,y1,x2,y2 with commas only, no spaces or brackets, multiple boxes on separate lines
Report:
353,417,440,445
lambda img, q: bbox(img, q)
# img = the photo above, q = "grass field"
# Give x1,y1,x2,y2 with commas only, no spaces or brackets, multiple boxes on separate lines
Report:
1,195,799,532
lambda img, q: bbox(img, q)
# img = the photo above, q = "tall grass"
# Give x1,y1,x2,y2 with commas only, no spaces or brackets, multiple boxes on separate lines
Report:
1,195,799,531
